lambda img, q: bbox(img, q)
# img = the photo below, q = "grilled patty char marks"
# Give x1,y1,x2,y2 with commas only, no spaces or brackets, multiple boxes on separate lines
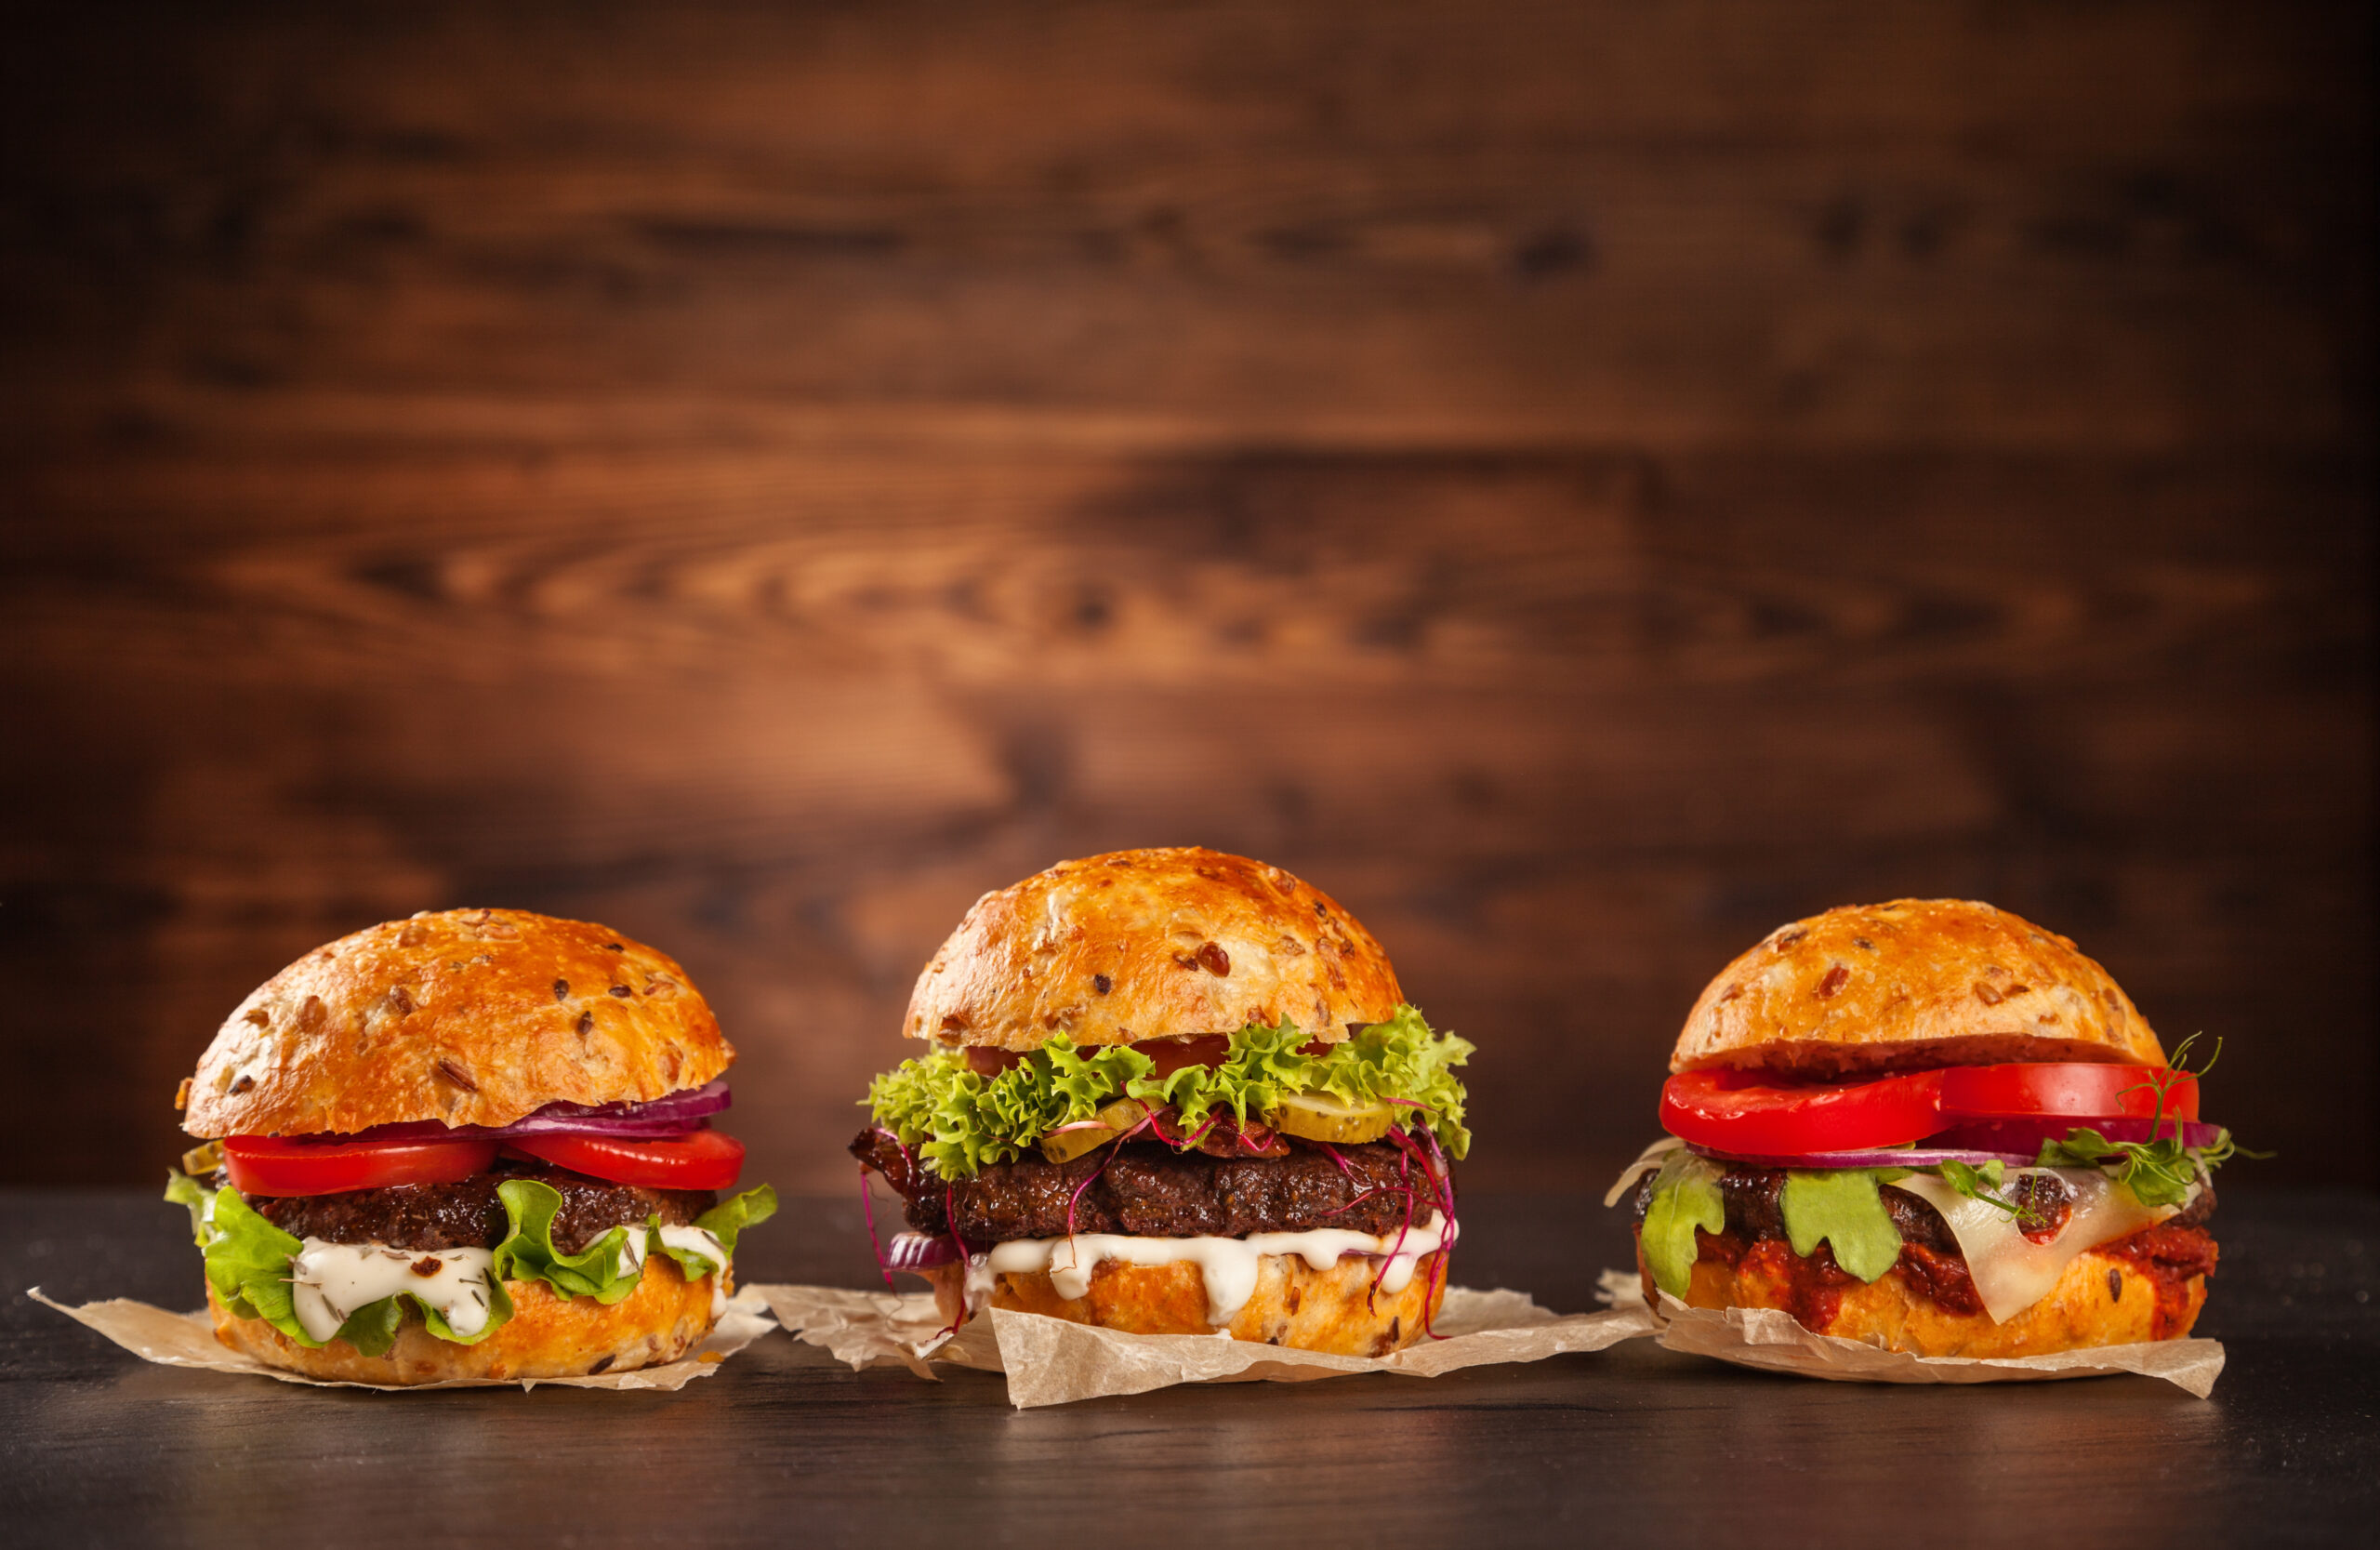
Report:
234,1162,715,1254
852,1128,1446,1242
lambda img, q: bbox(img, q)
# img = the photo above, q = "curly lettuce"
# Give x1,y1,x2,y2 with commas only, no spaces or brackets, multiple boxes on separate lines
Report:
865,1003,1473,1179
166,1171,775,1352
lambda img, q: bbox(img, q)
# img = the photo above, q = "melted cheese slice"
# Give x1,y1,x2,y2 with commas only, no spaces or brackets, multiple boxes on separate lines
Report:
1890,1168,2185,1324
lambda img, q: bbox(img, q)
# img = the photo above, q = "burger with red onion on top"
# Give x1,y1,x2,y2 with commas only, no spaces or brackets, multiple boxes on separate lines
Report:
169,908,774,1384
1612,899,2246,1358
853,847,1470,1356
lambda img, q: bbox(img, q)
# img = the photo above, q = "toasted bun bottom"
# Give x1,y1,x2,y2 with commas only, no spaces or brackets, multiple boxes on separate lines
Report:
205,1256,720,1384
923,1247,1449,1357
1638,1241,2206,1358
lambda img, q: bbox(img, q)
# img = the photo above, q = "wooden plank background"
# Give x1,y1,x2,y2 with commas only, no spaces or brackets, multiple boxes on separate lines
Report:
0,1,2369,1193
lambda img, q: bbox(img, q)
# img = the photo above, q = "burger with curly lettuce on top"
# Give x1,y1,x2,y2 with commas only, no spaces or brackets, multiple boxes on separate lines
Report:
1612,899,2249,1358
853,847,1470,1356
168,908,774,1384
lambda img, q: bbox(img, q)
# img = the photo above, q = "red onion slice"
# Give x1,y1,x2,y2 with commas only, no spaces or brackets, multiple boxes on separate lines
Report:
1688,1144,2041,1170
885,1232,962,1270
333,1078,733,1144
531,1077,732,1125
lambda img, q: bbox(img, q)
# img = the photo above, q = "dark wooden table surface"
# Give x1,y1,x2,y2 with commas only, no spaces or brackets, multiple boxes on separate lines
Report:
5,1188,2374,1547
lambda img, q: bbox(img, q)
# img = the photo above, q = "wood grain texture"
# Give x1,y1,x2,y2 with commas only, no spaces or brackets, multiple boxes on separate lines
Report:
0,3,2369,1192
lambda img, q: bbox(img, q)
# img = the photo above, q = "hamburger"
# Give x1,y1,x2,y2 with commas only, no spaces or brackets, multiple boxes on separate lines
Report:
852,847,1470,1356
1612,899,2246,1358
166,908,775,1384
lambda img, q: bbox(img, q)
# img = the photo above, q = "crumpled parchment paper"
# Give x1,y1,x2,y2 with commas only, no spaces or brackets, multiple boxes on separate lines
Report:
1593,1269,2225,1397
757,1281,1658,1408
26,1284,775,1393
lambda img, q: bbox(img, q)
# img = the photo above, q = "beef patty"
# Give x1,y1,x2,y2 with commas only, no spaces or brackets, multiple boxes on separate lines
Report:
852,1128,1448,1243
232,1161,715,1254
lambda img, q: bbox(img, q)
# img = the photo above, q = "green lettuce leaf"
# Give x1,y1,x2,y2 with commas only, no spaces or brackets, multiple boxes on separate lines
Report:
864,1004,1473,1178
491,1180,646,1305
1640,1150,1726,1298
694,1184,775,1259
164,1171,777,1351
650,1186,779,1280
1778,1170,1904,1282
1130,1015,1311,1133
163,1171,510,1354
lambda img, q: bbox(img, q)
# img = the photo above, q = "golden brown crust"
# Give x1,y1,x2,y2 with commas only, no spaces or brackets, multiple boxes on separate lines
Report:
184,908,733,1138
1673,899,2164,1078
1648,1241,2204,1358
904,848,1404,1051
921,1249,1448,1357
205,1257,722,1384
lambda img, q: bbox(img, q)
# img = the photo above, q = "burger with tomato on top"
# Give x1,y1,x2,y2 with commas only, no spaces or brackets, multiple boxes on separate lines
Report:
168,908,774,1384
853,847,1470,1356
1612,899,2244,1357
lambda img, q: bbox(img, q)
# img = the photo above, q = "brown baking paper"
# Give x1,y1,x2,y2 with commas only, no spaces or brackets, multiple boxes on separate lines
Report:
1593,1270,2226,1397
26,1284,775,1392
758,1281,1658,1408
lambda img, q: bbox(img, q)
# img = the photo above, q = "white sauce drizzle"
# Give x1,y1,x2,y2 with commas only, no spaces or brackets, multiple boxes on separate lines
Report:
960,1215,1455,1327
656,1225,732,1318
1889,1168,2188,1324
288,1239,497,1343
284,1223,734,1343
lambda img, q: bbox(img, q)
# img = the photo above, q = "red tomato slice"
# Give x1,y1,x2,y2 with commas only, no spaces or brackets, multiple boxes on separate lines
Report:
1659,1067,1947,1155
220,1134,499,1198
1937,1063,2198,1122
507,1129,745,1190
1137,1035,1231,1080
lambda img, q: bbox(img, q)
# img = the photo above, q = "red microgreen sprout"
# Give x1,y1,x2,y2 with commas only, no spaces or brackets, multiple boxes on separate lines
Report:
1307,1141,1389,1219
858,1163,896,1290
1064,1102,1159,1237
930,1189,981,1339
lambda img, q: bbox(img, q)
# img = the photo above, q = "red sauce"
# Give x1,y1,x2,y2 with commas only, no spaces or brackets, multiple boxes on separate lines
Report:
1690,1230,1862,1330
1892,1240,1986,1317
2096,1223,2219,1338
1671,1222,2216,1337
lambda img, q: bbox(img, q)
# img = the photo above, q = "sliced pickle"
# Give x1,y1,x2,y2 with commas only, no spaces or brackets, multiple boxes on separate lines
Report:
1038,1097,1153,1163
180,1141,223,1176
1267,1091,1395,1145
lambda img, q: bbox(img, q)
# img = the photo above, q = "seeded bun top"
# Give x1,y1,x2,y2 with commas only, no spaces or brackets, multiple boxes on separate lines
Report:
1672,898,2165,1078
181,907,734,1139
903,847,1405,1052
